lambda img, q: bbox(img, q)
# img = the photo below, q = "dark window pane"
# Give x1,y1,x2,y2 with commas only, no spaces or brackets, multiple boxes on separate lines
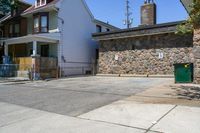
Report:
96,25,102,33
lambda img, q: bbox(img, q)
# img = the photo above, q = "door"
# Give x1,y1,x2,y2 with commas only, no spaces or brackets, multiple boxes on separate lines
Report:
41,45,49,57
0,46,4,64
174,63,193,83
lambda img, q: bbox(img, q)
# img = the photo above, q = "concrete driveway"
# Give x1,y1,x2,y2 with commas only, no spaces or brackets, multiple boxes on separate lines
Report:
0,76,199,133
0,77,168,116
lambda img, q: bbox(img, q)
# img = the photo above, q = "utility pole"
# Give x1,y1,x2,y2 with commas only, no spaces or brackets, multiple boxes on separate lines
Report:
124,0,133,28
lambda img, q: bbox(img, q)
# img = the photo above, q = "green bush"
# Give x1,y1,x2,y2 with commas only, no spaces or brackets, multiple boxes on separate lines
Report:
176,0,200,35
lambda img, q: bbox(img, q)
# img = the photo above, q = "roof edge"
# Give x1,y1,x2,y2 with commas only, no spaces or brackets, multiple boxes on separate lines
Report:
92,20,186,37
93,19,119,30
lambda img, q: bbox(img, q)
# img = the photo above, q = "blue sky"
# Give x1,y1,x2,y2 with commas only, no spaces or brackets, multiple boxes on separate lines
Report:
26,0,188,29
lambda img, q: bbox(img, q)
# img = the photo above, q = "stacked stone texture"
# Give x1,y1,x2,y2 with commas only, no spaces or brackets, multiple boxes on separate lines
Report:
141,3,156,25
98,33,194,75
193,28,200,83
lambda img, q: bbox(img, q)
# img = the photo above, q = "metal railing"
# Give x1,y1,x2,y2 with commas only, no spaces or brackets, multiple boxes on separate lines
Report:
0,64,32,80
60,61,97,77
0,61,98,80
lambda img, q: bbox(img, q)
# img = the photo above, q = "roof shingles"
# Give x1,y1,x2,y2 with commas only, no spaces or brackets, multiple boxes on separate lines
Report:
23,0,60,15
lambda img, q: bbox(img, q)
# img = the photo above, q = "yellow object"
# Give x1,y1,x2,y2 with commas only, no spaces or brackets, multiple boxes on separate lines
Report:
184,64,189,68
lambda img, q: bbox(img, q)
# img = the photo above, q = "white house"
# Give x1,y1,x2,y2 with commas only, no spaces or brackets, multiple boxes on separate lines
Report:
0,0,118,78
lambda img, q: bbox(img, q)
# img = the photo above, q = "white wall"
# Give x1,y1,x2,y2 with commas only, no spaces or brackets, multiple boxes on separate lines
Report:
58,0,98,75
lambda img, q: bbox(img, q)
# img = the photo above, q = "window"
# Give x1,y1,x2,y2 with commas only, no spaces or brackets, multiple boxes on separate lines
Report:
36,0,40,6
33,13,48,33
41,16,48,32
96,25,102,33
14,24,20,36
9,23,20,37
34,17,39,33
41,0,46,5
35,0,46,8
106,28,110,32
9,25,13,36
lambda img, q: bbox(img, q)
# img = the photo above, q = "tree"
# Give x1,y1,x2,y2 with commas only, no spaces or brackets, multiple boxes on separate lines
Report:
0,0,18,15
176,0,200,34
189,0,200,28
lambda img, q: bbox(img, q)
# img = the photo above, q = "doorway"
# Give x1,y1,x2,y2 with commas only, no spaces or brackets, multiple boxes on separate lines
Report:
0,46,4,64
41,45,49,57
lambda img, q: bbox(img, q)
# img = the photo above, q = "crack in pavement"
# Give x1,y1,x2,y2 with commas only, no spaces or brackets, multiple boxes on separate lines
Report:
145,105,178,133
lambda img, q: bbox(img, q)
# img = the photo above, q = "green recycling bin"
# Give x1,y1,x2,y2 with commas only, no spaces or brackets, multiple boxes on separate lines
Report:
174,63,193,83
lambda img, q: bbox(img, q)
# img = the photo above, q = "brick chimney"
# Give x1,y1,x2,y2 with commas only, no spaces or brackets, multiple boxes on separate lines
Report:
141,0,157,26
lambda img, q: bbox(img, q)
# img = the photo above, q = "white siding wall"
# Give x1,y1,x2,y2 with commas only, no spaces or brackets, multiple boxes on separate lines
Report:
58,0,98,75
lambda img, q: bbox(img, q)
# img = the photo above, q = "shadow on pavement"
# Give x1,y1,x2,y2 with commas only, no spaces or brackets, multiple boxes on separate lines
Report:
171,85,200,100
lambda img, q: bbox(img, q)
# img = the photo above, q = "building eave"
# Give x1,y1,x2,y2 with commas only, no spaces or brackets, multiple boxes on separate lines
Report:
3,34,60,45
22,5,57,16
22,0,61,16
0,14,11,24
93,19,119,30
93,21,186,41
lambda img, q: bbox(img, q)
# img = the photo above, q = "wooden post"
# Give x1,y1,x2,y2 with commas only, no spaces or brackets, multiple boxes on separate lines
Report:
31,41,40,80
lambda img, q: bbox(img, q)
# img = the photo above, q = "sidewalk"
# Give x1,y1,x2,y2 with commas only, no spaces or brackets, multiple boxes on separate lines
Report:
79,100,200,133
0,100,200,133
0,102,146,133
79,83,200,133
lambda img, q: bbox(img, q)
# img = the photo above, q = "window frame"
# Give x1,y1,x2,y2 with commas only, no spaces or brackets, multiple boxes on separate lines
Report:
14,24,20,37
96,25,102,33
9,23,20,37
9,24,13,37
33,13,49,34
35,0,47,8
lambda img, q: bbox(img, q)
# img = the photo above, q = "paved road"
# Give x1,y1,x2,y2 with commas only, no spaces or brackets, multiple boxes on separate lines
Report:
0,77,171,116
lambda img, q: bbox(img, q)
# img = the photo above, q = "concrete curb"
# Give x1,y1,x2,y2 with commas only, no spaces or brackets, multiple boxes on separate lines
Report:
96,74,174,78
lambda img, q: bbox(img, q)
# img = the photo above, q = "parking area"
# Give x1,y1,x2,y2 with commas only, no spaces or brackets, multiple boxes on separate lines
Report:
0,76,170,117
0,76,200,133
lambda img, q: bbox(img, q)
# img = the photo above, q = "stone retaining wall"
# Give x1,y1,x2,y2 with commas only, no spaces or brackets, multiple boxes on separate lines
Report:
98,33,194,75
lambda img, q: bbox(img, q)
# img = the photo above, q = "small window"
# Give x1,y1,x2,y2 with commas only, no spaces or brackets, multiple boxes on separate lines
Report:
96,25,102,33
9,25,13,34
36,0,46,7
106,28,110,32
33,13,48,33
41,16,48,32
34,17,39,33
14,24,20,33
41,0,46,5
14,24,20,37
36,0,40,6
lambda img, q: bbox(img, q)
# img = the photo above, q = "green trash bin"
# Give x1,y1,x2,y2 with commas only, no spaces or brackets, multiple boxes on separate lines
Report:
174,63,193,83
